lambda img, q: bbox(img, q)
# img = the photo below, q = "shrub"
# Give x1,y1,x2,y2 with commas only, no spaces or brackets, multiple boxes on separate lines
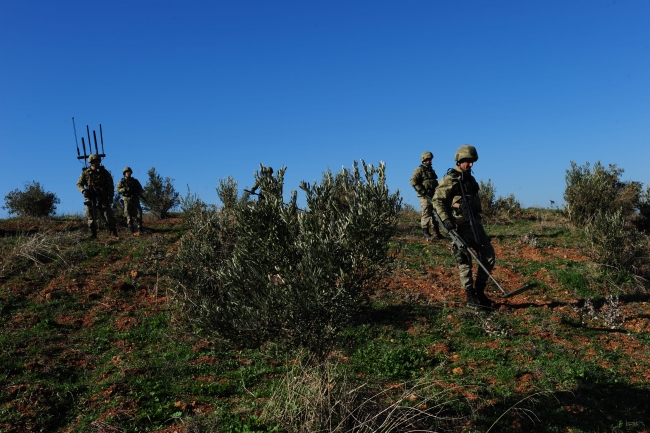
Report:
3,182,60,217
169,161,401,356
583,209,647,276
634,185,650,232
142,167,180,219
479,179,521,221
564,161,642,226
478,179,496,213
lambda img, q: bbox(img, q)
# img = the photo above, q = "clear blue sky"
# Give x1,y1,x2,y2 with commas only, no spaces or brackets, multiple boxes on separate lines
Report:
1,0,648,217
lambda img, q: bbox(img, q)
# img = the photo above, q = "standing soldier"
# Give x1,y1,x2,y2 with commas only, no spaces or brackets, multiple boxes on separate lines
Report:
410,151,442,241
117,166,144,234
432,145,496,309
76,154,118,238
250,166,274,199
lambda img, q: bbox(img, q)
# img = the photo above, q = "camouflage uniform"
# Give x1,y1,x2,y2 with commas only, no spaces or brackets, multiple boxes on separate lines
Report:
410,151,441,240
76,158,117,237
432,146,495,308
251,166,273,200
117,167,144,233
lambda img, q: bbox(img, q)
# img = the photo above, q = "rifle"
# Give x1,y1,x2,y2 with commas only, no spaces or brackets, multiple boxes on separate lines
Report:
426,194,534,298
244,189,304,212
83,187,103,233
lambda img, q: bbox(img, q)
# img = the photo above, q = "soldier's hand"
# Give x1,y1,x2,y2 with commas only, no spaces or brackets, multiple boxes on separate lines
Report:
443,219,456,231
82,190,89,197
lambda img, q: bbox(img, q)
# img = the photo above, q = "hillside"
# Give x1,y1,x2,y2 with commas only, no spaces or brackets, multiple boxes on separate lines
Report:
1,210,649,432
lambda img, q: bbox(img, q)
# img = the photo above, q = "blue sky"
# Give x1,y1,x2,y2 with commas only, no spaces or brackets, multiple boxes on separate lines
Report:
1,0,648,217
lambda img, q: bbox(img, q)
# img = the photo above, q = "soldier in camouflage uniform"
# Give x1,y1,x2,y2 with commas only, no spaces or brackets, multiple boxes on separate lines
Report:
432,145,496,309
250,166,274,199
117,166,144,234
410,151,442,241
76,154,118,238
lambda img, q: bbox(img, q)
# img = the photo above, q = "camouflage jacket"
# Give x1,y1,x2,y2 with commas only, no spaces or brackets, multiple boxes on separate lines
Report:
410,164,438,197
431,167,482,225
117,177,143,200
76,166,114,198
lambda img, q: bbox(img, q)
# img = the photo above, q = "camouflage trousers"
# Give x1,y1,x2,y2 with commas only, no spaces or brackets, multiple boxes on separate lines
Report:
418,195,440,232
122,198,143,229
452,222,495,291
85,199,115,231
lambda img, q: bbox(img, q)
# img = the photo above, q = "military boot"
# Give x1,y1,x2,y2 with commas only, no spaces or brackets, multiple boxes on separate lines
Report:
89,226,97,239
465,288,480,310
422,228,433,241
475,284,495,309
110,226,119,238
128,222,135,234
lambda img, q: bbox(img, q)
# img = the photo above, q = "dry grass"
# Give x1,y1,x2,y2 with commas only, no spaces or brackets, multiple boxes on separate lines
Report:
261,350,472,433
6,226,84,266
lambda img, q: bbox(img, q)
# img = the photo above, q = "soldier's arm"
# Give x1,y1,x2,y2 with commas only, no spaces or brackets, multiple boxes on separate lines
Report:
432,176,454,222
410,168,423,194
106,171,115,197
135,179,144,195
76,172,87,194
116,179,127,195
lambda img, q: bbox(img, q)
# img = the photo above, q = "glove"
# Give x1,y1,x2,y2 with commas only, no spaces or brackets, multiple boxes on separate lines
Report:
443,219,456,231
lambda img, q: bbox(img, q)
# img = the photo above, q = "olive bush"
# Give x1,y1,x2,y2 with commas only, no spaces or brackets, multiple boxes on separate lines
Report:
478,179,521,221
635,185,650,232
583,210,647,275
169,161,401,355
142,167,180,219
3,182,60,217
564,161,642,226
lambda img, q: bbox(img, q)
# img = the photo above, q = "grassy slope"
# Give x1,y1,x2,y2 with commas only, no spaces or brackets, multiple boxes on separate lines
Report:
0,211,649,432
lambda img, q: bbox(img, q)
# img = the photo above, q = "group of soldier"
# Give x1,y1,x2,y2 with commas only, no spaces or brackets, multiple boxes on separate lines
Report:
411,144,496,310
75,145,496,309
76,153,144,238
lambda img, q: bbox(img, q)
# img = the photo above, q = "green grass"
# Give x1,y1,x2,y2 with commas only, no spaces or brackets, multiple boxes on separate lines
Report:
1,212,649,432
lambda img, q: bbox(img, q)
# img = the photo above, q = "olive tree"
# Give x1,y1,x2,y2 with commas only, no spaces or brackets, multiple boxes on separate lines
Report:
169,161,401,356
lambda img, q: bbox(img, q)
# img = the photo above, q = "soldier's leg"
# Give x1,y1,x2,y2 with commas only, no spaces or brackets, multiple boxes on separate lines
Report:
135,202,143,232
85,205,97,238
452,245,479,309
124,199,134,233
101,201,118,237
418,196,433,240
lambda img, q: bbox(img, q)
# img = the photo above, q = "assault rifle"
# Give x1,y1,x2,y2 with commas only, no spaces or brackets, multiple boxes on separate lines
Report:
426,194,534,298
244,189,304,212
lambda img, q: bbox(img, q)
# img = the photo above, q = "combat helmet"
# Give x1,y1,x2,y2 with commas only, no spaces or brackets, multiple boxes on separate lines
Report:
454,145,478,163
421,151,433,162
88,154,101,164
123,166,133,175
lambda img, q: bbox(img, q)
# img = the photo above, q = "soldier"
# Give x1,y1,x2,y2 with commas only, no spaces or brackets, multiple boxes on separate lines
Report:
410,151,442,241
432,145,496,309
76,154,118,238
250,166,274,199
117,166,144,234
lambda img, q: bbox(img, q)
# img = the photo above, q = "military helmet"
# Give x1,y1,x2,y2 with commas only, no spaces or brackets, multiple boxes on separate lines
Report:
265,167,274,175
123,166,132,175
421,151,433,162
88,154,101,163
454,145,479,162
